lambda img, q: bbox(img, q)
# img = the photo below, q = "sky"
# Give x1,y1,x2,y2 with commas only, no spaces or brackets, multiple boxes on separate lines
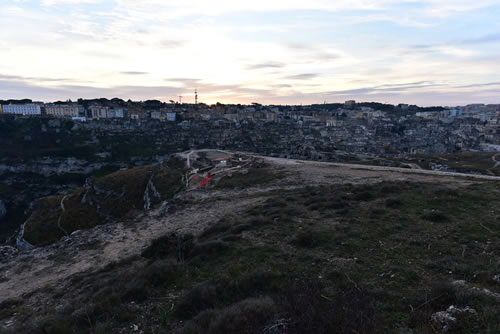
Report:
1,0,500,106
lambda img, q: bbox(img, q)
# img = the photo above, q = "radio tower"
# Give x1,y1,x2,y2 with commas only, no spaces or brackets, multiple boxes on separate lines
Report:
195,88,198,104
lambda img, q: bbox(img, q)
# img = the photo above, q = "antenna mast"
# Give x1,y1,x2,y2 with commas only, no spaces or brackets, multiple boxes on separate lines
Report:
195,88,198,104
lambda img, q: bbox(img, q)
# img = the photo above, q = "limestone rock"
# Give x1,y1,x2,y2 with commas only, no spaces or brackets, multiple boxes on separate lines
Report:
431,305,476,333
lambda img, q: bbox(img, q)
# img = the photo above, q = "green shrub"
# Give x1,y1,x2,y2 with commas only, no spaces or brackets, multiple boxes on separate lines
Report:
142,233,194,261
278,279,376,334
428,282,458,311
215,168,284,189
385,197,403,208
176,297,276,334
175,271,281,320
291,230,330,249
141,259,180,287
421,209,448,222
353,191,374,201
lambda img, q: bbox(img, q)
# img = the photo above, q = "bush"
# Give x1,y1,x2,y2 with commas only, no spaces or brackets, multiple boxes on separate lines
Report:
176,297,276,334
189,240,230,258
385,197,403,208
141,259,180,287
291,230,330,249
199,224,229,239
421,209,448,222
353,191,374,201
175,271,281,320
215,168,283,189
428,282,458,311
278,279,376,334
121,278,149,302
175,281,219,319
142,233,194,261
27,316,74,334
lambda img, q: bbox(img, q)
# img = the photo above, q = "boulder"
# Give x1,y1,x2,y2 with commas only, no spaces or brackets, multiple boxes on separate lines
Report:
431,305,476,333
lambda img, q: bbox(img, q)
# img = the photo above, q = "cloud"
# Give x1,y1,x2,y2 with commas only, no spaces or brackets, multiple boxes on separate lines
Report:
461,33,500,44
314,52,341,61
455,82,500,88
41,0,100,6
286,73,318,80
160,40,187,48
402,43,478,58
284,43,343,63
164,78,202,85
328,81,442,95
0,74,71,82
113,0,498,19
120,71,149,75
246,62,285,70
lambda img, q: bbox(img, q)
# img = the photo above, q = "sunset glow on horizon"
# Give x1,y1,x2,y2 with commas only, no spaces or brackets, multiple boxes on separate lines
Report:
1,0,500,106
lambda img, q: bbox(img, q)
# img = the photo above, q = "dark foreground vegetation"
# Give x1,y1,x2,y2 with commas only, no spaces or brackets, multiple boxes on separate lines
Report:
2,180,499,333
413,152,500,176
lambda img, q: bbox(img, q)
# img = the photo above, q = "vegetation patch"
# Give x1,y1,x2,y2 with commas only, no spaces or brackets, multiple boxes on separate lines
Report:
414,152,500,176
215,167,285,189
22,162,185,245
23,195,65,245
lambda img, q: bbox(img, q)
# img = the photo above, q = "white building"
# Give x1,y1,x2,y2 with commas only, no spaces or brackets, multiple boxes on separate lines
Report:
151,110,164,120
166,112,176,121
107,108,125,118
45,104,81,117
2,104,41,115
89,106,108,119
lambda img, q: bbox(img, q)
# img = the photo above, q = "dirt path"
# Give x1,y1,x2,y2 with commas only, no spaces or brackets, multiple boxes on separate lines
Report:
260,155,500,182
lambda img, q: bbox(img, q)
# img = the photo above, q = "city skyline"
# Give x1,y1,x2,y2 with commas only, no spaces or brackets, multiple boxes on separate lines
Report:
1,1,500,106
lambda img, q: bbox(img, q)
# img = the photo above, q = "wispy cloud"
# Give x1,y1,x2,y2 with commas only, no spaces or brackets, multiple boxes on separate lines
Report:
455,82,500,88
246,62,285,70
461,33,500,44
42,0,100,5
120,71,149,75
329,81,442,96
286,73,318,80
160,40,187,48
0,74,72,82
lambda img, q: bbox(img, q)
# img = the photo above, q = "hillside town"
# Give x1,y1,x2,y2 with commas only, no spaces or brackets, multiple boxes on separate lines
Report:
1,98,499,157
